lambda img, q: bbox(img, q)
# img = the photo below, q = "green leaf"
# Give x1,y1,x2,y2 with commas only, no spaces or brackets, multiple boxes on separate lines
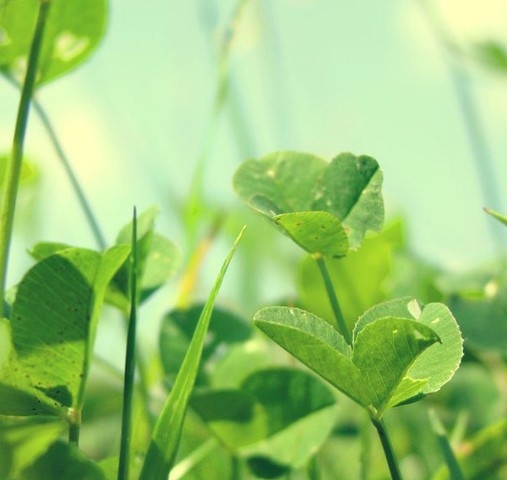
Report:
18,439,105,480
108,206,180,308
139,228,245,480
254,306,440,417
233,151,326,215
484,207,507,227
274,211,349,257
355,298,463,404
233,151,384,254
312,153,384,249
298,227,395,327
0,416,65,479
473,41,507,75
0,154,38,186
191,368,337,472
159,304,251,387
0,246,129,416
0,0,107,85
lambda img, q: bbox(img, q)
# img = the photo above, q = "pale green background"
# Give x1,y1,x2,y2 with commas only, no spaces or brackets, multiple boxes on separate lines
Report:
1,0,507,289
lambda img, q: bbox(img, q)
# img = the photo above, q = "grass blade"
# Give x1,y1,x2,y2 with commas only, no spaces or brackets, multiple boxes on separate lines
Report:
139,227,245,480
118,208,138,480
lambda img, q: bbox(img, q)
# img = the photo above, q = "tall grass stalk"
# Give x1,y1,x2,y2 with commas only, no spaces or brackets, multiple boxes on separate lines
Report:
0,0,51,317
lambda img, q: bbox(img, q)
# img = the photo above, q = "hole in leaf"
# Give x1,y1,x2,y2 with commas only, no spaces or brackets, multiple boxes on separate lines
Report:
53,31,89,62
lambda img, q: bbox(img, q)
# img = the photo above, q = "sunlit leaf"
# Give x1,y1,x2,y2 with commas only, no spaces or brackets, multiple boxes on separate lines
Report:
18,439,105,480
191,368,337,473
0,246,129,416
254,306,441,417
233,151,384,254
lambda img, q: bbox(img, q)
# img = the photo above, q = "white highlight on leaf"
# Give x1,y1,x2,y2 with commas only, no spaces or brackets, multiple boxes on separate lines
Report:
407,299,421,319
430,317,441,325
53,31,89,62
266,168,276,178
485,280,498,298
0,28,11,47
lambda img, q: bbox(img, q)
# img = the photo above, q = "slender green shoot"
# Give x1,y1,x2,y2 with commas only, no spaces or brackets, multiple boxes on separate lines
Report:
0,0,51,317
184,0,252,254
315,256,351,344
429,409,465,480
118,208,139,480
68,407,81,446
371,418,403,480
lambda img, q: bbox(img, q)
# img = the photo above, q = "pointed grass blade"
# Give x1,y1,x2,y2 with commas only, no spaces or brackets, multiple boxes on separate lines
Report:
139,227,245,480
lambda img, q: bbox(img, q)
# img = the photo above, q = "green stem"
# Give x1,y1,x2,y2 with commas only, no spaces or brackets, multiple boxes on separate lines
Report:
429,409,465,480
315,256,351,344
32,99,107,250
0,0,51,317
371,417,403,480
68,407,81,446
1,73,107,250
118,208,138,480
184,0,251,254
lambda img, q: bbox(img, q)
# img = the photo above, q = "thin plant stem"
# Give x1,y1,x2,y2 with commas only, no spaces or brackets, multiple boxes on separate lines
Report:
184,0,251,253
371,417,403,480
429,409,465,480
0,0,51,317
118,208,138,480
417,0,506,250
68,407,81,446
307,456,320,480
315,256,351,344
32,99,107,250
1,73,107,250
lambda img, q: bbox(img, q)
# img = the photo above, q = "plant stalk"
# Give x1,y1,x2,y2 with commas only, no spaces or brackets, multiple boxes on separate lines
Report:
371,418,403,480
68,407,81,446
118,208,138,480
0,0,50,317
315,256,351,344
1,73,108,251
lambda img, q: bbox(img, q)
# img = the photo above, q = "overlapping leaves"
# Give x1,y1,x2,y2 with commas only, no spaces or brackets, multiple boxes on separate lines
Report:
254,298,462,419
233,151,384,255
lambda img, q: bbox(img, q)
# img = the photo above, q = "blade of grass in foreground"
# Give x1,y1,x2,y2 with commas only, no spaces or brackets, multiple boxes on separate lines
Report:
139,227,246,480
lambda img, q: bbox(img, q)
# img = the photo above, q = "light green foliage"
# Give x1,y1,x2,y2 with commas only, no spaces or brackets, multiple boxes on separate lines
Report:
0,0,107,85
274,211,349,257
109,206,180,309
18,440,106,480
473,41,507,75
191,368,337,476
0,246,129,416
139,228,244,480
298,226,395,327
431,419,507,480
356,298,463,399
159,304,251,386
233,151,384,254
0,417,65,479
253,303,459,419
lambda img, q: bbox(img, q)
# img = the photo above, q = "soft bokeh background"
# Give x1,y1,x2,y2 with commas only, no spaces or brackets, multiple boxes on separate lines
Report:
1,0,507,288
